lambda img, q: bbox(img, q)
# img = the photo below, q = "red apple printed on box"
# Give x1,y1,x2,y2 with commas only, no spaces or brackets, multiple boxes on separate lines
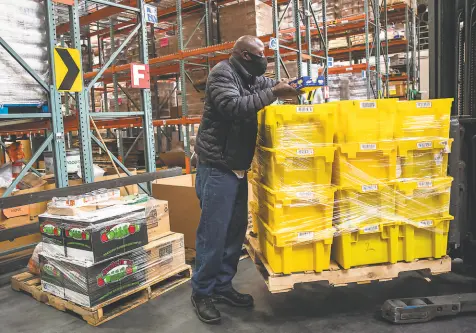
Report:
65,227,90,240
100,222,141,243
96,259,137,287
40,224,61,237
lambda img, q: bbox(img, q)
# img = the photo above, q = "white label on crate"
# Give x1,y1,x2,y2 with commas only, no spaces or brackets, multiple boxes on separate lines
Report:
341,20,349,24
396,157,403,178
418,220,434,228
360,143,377,150
360,101,377,109
417,180,433,188
362,225,379,233
441,140,451,153
416,101,432,108
296,106,314,113
434,152,444,166
417,141,433,149
362,184,378,192
296,148,314,156
296,191,316,200
297,232,315,241
346,67,353,71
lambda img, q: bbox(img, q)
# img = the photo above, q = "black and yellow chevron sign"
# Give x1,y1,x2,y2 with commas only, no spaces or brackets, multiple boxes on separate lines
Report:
54,47,82,92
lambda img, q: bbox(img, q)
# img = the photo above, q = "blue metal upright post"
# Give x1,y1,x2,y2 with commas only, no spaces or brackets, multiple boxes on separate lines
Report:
45,0,68,187
138,0,157,186
70,0,94,182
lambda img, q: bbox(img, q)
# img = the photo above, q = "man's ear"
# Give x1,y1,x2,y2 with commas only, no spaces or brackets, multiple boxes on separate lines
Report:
241,51,251,61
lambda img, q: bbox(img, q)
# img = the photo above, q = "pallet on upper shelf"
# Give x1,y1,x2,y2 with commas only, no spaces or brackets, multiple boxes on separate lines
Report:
245,236,451,294
11,264,192,326
0,103,48,115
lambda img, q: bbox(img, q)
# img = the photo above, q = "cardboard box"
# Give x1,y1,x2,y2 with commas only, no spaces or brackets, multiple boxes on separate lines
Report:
39,215,66,256
62,205,148,263
40,250,147,308
0,233,41,261
39,233,185,308
39,254,65,298
0,185,48,223
152,175,200,249
152,175,254,249
136,199,171,242
144,232,185,281
219,0,273,42
40,205,149,262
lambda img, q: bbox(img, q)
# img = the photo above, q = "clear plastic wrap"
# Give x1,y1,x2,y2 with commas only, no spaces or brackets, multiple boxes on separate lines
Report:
38,191,181,308
39,232,185,307
251,99,454,274
40,196,171,260
0,0,48,104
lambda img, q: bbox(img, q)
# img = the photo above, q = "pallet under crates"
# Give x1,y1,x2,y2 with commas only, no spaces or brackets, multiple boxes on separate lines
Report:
245,236,451,294
11,264,192,326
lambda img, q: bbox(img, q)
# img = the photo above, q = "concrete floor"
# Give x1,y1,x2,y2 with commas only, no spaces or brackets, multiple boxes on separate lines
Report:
1,259,476,333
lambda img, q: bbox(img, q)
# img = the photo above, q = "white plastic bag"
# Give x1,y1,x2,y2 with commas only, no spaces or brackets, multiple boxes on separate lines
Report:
0,163,13,188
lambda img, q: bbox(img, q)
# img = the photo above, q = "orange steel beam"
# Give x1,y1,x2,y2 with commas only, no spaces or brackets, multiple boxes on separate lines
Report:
0,116,202,136
57,0,137,35
57,0,202,35
87,20,137,37
328,38,407,56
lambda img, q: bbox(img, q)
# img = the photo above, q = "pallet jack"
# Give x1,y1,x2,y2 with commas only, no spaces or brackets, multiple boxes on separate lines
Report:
381,294,476,324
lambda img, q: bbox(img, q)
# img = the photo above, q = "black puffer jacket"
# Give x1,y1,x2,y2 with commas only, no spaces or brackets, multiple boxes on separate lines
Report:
195,57,277,171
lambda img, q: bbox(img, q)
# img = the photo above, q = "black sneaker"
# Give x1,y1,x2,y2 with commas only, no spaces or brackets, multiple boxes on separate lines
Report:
213,287,254,308
191,295,221,324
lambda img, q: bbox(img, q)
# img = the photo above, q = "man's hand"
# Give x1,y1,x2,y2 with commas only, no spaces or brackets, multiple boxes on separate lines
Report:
278,77,297,84
272,81,300,97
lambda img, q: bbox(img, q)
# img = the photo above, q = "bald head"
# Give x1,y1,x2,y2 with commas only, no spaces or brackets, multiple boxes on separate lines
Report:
232,35,265,59
231,35,268,77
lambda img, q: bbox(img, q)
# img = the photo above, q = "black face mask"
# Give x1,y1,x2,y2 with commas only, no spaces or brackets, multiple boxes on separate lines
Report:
241,52,268,77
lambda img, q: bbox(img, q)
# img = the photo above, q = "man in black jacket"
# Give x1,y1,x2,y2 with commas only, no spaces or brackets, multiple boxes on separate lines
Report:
192,35,298,324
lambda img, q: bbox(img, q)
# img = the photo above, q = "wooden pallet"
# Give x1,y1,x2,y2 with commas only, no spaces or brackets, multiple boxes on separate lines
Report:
11,264,191,326
245,236,452,293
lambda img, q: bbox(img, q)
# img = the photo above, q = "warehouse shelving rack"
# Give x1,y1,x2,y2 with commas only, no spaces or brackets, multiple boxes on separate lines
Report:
0,0,421,192
0,0,421,276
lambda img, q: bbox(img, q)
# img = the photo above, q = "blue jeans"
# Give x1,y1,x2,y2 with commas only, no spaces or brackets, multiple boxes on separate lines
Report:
192,163,248,296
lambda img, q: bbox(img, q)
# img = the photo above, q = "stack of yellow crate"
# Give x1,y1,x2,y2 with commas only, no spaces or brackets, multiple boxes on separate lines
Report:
394,99,454,262
331,98,454,269
251,104,337,274
332,99,400,269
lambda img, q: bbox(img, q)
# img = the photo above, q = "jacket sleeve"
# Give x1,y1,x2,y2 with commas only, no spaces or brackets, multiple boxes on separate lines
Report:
258,76,278,90
208,70,277,120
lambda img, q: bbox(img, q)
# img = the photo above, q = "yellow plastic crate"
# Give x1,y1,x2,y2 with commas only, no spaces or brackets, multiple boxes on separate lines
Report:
398,216,453,262
254,145,335,189
397,138,453,179
334,182,396,226
395,99,453,139
251,182,335,230
257,215,334,274
333,141,397,187
332,221,400,269
395,177,453,221
257,104,336,148
334,99,397,144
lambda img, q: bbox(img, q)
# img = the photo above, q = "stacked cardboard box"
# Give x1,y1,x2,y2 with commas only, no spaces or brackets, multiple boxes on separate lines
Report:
350,33,374,46
279,0,338,29
153,12,207,57
219,0,273,42
38,192,185,308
